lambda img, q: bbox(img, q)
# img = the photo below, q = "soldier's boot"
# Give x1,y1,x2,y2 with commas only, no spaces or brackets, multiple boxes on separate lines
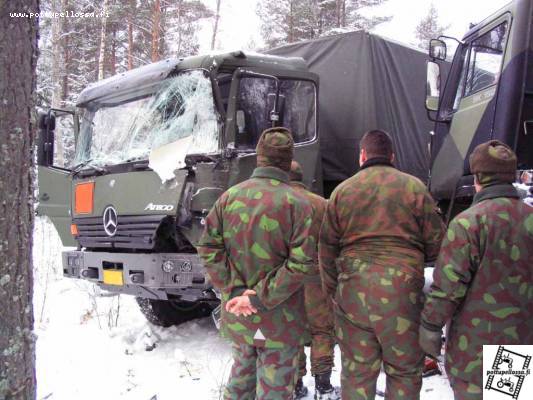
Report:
314,372,340,400
294,379,308,399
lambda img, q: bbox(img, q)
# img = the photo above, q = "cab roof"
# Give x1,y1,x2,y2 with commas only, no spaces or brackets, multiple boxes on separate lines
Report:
76,51,308,106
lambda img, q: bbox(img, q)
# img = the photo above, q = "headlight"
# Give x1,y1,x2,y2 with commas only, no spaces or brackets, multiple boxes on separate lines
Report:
162,260,175,273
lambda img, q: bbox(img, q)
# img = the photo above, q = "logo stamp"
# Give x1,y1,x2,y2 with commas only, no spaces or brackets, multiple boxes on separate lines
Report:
484,345,531,399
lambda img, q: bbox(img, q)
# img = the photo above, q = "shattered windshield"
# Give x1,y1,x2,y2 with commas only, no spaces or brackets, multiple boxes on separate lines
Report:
74,70,219,167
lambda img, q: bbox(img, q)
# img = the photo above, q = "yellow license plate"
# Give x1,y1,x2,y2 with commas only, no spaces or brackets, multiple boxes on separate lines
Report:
103,270,123,286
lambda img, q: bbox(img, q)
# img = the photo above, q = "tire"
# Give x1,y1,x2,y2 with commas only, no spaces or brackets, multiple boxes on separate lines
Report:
135,297,214,327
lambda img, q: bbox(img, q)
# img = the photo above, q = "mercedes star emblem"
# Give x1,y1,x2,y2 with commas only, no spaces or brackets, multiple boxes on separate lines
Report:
103,206,118,237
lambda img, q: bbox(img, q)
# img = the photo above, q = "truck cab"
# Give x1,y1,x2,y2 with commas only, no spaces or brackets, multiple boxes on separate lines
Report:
37,52,319,325
426,0,533,217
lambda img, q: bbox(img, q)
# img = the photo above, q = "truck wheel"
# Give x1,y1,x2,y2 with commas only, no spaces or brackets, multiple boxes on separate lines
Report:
135,297,214,327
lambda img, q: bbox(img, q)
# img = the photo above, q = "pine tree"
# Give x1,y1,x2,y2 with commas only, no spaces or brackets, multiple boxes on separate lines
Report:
0,0,39,398
257,0,319,48
258,0,391,48
318,0,391,34
166,0,213,58
415,3,450,50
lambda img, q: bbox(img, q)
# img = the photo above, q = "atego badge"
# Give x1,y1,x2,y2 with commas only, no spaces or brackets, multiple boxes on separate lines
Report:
103,206,118,236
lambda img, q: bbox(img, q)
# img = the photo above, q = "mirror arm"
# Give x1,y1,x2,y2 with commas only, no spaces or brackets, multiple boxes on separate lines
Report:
438,35,463,45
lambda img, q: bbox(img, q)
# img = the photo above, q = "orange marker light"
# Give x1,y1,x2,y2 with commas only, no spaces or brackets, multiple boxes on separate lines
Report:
75,182,94,214
70,224,79,236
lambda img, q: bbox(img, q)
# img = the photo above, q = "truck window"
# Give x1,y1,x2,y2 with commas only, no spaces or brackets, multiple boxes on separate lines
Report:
464,22,508,97
52,113,77,169
236,77,316,150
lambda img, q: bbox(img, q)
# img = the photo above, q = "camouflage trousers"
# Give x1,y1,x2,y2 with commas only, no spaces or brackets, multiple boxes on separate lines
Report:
298,280,336,378
224,343,300,400
333,258,425,400
449,375,482,400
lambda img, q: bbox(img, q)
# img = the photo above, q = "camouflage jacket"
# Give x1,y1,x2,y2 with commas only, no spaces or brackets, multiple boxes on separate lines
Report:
319,159,445,296
197,166,316,348
290,182,327,273
422,184,533,386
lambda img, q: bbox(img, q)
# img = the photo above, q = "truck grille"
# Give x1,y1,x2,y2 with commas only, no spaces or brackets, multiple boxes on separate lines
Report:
73,215,167,250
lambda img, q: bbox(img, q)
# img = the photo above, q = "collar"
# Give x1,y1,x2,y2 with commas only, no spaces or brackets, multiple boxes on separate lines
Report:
360,157,395,171
251,166,290,183
289,181,307,190
473,183,519,205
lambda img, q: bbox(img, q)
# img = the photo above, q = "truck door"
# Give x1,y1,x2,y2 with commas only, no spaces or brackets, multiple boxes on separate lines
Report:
224,68,322,193
431,16,511,200
36,110,78,247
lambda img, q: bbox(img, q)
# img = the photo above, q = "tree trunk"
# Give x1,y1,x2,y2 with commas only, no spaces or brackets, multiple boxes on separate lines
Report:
98,0,108,80
288,0,294,43
0,0,39,399
127,1,134,70
176,0,182,55
336,0,341,28
50,0,63,107
110,25,116,75
341,0,346,27
61,0,69,103
210,0,222,50
151,0,161,62
50,0,65,166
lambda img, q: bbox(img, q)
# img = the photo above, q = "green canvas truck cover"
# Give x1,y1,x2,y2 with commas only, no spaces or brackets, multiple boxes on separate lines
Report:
268,31,435,184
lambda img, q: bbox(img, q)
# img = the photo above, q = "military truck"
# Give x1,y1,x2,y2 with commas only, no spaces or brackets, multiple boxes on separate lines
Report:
37,32,434,326
424,0,533,219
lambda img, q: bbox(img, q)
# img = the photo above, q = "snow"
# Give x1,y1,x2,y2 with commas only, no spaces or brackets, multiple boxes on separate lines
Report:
33,218,453,400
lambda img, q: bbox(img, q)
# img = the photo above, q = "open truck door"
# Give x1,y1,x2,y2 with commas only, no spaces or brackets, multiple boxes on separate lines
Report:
36,109,78,247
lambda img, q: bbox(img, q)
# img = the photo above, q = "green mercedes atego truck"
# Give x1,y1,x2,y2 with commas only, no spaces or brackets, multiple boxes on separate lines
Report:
37,0,532,326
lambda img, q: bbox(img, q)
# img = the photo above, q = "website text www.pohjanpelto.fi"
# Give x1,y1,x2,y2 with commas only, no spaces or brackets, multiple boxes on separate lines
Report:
9,11,109,19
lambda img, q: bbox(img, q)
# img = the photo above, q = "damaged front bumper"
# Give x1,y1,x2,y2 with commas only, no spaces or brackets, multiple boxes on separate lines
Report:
62,250,217,302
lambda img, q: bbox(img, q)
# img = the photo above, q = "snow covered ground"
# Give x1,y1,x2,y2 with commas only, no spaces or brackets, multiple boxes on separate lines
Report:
33,218,454,400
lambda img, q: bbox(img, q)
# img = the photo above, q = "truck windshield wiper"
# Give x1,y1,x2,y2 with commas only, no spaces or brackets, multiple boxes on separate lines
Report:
70,159,108,177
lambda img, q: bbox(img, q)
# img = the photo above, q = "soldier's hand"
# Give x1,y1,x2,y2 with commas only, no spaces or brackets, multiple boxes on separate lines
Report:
243,289,256,296
226,295,258,317
419,325,443,359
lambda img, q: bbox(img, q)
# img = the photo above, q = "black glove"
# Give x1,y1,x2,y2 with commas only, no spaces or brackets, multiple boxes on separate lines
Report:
419,324,442,359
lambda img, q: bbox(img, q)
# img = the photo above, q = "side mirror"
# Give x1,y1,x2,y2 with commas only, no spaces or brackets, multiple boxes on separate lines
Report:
426,61,441,112
37,112,56,167
429,39,447,61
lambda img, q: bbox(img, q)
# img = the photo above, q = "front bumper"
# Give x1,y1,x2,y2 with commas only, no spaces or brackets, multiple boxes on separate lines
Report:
62,250,216,302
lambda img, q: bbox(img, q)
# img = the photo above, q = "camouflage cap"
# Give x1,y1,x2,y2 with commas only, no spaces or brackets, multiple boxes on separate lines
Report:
289,161,303,182
256,127,294,171
469,140,517,184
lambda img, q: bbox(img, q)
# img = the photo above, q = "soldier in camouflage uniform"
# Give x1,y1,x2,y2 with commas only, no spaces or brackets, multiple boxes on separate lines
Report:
319,130,445,400
420,140,533,399
197,127,317,400
289,161,338,400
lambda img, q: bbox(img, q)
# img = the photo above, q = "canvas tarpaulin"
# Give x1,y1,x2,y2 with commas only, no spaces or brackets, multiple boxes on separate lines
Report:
267,31,433,183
